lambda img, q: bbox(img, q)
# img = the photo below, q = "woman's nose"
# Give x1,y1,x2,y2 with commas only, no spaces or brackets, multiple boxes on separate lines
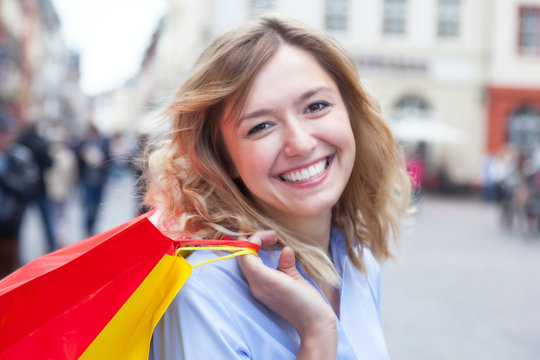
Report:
282,117,316,157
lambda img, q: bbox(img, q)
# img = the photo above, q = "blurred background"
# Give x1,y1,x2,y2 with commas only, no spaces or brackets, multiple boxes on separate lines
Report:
1,0,539,358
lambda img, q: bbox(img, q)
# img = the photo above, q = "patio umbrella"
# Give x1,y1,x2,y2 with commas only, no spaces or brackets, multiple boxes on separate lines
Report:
390,118,464,143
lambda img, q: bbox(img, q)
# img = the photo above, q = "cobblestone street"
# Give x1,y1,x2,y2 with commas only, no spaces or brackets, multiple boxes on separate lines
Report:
382,195,540,360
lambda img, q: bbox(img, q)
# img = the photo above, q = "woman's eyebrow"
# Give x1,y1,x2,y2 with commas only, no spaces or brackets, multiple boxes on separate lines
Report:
236,108,274,127
294,86,332,106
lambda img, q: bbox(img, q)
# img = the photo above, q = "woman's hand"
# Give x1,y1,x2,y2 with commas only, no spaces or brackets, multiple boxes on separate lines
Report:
237,231,338,359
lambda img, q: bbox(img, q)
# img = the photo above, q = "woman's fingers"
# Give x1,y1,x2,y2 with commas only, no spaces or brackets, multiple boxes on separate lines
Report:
237,231,279,287
237,230,278,275
238,230,278,247
277,246,303,281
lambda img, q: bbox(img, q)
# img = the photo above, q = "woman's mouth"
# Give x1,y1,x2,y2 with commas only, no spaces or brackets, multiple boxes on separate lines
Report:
279,156,331,184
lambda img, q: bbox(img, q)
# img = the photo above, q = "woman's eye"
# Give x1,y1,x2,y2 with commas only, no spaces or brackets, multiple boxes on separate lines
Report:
247,122,272,135
305,102,330,114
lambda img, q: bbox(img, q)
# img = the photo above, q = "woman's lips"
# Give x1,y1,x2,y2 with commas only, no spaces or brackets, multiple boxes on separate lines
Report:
279,156,331,184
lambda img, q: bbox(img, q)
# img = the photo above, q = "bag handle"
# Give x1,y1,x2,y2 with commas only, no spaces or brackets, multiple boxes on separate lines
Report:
174,239,260,267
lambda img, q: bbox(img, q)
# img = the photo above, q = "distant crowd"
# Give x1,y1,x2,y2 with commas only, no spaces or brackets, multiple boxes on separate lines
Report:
0,105,145,278
483,146,540,237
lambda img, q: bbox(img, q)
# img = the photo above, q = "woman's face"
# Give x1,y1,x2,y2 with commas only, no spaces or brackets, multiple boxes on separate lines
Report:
220,44,356,226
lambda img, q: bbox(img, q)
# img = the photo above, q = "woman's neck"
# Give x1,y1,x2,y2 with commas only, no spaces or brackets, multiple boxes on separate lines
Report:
282,212,332,252
255,198,333,252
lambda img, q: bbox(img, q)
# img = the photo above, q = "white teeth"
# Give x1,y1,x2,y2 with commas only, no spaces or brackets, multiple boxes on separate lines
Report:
280,158,328,183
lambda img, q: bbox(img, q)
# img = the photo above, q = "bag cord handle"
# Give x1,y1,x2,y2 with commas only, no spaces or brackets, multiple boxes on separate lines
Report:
174,239,260,268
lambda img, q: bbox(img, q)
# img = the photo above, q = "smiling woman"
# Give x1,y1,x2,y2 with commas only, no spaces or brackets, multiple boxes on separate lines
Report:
220,45,356,235
144,13,411,360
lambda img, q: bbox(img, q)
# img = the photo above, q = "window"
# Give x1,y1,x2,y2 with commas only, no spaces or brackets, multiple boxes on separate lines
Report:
519,7,540,54
249,0,273,13
507,107,540,150
383,0,406,36
392,95,431,122
325,0,348,31
390,95,462,143
438,0,460,38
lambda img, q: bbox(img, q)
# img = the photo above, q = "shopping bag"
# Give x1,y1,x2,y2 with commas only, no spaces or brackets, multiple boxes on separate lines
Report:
0,214,259,359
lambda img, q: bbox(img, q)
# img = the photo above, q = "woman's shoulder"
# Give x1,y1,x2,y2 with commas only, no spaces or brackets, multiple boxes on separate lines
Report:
361,246,381,275
330,224,381,274
330,224,382,302
184,250,248,291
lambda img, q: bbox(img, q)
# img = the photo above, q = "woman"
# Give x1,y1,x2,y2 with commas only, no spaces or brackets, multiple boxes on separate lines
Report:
147,14,410,359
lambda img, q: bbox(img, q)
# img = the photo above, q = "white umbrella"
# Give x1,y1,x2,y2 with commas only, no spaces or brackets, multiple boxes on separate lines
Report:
389,118,464,144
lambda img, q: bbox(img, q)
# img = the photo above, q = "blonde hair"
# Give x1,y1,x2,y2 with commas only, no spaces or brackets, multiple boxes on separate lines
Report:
144,14,410,286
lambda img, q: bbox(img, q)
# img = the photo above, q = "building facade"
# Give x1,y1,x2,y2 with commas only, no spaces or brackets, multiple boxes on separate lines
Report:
486,1,540,156
0,0,85,135
132,0,540,189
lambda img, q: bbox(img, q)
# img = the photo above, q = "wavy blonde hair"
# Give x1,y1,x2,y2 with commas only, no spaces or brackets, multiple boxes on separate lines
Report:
144,14,410,286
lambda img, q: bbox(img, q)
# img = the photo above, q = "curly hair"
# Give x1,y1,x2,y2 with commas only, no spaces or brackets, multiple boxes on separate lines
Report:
144,13,411,286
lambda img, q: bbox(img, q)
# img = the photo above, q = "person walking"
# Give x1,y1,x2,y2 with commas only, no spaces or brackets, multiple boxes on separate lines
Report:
17,123,57,252
0,106,39,278
45,131,78,246
75,124,111,236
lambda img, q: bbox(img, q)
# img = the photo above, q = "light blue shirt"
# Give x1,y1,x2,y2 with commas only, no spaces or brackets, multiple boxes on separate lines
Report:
149,225,390,359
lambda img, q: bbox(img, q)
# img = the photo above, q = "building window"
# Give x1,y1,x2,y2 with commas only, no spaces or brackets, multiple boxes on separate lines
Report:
326,0,348,31
519,7,540,54
390,95,462,144
383,0,406,36
507,107,540,150
392,95,431,122
438,0,460,38
249,0,273,13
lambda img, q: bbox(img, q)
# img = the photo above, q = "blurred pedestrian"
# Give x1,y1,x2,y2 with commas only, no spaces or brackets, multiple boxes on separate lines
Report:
17,122,57,252
45,130,78,247
75,124,111,236
0,106,39,278
482,153,505,202
499,148,534,234
498,147,517,229
109,132,132,181
406,142,426,207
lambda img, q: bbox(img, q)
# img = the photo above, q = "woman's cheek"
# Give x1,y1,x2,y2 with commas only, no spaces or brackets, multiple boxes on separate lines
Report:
240,140,278,177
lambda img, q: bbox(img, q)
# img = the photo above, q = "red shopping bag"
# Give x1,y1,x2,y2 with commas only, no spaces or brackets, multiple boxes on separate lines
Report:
0,214,258,359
